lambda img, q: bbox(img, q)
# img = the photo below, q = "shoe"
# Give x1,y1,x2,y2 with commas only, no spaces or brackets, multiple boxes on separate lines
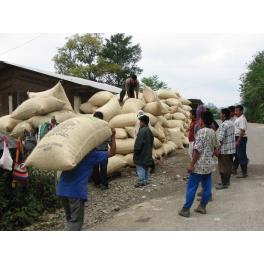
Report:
134,182,145,188
236,174,248,178
231,168,237,175
194,205,206,214
101,185,109,190
178,207,190,218
216,184,228,190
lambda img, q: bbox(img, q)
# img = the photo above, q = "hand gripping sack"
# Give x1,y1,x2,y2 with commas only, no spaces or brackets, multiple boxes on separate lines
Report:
0,137,13,171
25,116,112,171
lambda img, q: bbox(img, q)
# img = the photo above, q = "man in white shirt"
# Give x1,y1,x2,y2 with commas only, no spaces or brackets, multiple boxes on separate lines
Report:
233,105,248,178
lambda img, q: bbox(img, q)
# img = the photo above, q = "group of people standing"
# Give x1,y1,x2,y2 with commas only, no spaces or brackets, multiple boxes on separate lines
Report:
179,104,248,217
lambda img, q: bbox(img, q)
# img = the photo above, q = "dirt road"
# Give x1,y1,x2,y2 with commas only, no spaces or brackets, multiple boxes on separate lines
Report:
90,123,264,231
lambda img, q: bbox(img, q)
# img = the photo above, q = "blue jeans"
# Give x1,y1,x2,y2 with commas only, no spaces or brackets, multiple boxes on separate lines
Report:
184,173,212,208
136,165,150,185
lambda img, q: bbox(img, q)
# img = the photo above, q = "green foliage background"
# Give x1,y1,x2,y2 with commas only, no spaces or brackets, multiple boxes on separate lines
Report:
0,168,60,230
240,51,264,123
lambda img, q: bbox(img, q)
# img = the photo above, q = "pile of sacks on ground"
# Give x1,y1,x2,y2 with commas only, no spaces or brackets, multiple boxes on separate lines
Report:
0,81,77,138
0,82,191,176
79,86,192,174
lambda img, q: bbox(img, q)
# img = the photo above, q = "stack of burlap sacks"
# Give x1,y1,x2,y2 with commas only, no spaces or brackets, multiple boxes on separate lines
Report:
0,82,77,138
0,81,191,175
79,86,192,175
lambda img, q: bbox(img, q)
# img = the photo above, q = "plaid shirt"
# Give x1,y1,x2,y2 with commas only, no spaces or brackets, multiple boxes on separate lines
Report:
193,127,219,174
218,120,235,154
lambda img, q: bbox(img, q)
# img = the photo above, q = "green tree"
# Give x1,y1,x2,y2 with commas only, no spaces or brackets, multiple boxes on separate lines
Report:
141,75,168,90
206,103,220,120
100,33,142,87
53,34,103,81
240,51,264,123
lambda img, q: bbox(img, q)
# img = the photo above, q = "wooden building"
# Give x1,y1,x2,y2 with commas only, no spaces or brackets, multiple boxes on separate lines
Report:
0,61,121,116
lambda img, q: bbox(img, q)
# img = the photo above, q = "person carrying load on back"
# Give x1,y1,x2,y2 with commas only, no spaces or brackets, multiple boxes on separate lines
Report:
92,111,116,190
119,74,139,103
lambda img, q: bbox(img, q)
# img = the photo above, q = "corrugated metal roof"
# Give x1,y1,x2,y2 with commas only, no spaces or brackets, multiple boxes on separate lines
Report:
0,61,121,94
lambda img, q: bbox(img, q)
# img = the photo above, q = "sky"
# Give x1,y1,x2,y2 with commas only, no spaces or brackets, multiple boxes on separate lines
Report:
1,33,264,107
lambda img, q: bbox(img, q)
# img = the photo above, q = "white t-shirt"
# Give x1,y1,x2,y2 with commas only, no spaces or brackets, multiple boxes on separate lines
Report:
230,116,237,123
234,114,247,137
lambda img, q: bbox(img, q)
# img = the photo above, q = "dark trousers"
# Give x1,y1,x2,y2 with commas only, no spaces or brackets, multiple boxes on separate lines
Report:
119,88,135,103
61,197,85,231
92,160,108,186
218,154,233,185
184,173,212,208
234,137,248,168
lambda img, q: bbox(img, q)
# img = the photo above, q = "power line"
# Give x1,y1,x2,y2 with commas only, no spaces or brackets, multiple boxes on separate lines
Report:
0,34,44,57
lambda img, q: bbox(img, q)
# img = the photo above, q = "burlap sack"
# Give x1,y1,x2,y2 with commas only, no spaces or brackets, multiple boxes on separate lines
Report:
155,146,165,158
124,153,135,167
154,137,163,149
160,101,170,114
79,102,98,114
115,138,135,155
182,104,192,111
172,112,186,121
96,96,122,122
180,98,192,105
115,128,128,139
166,98,181,107
163,142,176,155
157,89,179,99
154,122,165,141
11,121,33,138
170,106,178,114
109,113,137,128
28,111,77,128
142,85,158,103
125,127,136,138
0,115,20,133
143,101,163,116
107,156,127,175
88,91,114,107
167,128,185,149
156,116,169,128
145,113,158,126
28,81,73,111
25,116,112,171
138,92,146,104
11,96,65,120
122,98,144,114
183,136,189,146
167,120,184,129
164,113,173,120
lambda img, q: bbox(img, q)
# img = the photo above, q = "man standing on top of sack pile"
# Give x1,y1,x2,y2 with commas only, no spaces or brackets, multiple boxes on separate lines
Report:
119,74,139,103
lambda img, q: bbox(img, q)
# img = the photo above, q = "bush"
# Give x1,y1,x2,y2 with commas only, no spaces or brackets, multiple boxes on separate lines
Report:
0,168,61,230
